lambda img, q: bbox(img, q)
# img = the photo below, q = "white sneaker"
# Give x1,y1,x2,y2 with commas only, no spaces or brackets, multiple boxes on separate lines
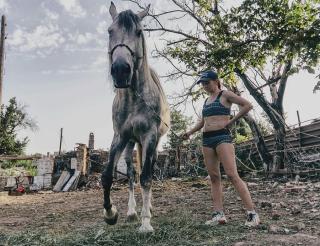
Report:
205,211,227,225
245,212,260,227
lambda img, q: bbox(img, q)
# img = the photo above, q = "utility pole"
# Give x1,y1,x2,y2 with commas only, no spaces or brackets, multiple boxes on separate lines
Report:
58,128,63,155
297,110,302,148
0,15,6,108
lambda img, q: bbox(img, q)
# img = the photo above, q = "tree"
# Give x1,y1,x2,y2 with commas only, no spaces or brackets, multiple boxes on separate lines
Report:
0,98,37,155
164,108,193,150
130,0,320,172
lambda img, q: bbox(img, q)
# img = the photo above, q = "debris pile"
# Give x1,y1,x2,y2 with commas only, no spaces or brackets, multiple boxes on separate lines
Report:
84,173,102,190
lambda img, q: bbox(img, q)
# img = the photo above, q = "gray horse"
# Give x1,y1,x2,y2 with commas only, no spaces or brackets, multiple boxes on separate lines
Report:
102,2,170,233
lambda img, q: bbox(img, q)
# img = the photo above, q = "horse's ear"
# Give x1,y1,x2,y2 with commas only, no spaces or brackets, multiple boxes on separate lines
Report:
137,4,150,20
109,1,118,20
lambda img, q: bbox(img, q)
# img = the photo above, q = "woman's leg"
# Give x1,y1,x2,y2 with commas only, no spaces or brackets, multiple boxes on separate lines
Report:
215,143,255,211
202,146,223,211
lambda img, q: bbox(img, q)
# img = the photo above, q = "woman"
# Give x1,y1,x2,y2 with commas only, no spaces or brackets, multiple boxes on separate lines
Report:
182,70,260,227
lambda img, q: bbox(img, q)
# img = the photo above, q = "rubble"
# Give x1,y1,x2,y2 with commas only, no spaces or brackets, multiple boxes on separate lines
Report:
292,222,306,231
85,174,102,189
260,201,272,208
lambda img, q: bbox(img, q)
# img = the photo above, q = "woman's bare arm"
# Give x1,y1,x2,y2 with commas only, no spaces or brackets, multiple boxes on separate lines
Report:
182,117,204,139
224,91,253,128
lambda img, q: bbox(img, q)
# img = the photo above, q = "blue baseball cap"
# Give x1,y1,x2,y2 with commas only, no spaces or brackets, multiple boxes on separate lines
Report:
197,70,219,84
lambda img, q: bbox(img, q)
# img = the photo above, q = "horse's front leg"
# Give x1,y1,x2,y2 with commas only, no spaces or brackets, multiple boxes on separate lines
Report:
139,131,158,233
124,140,139,222
101,133,127,225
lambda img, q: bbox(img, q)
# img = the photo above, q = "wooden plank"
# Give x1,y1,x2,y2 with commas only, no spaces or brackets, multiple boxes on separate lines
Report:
62,171,80,192
36,158,54,175
236,118,320,153
293,168,320,174
43,174,52,189
0,155,41,161
53,171,70,192
5,177,16,188
32,176,44,190
71,158,77,170
69,174,81,191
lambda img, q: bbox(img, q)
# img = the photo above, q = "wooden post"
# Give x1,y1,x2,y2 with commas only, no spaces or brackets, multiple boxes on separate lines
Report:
0,15,6,108
176,145,180,174
296,110,302,148
58,128,63,155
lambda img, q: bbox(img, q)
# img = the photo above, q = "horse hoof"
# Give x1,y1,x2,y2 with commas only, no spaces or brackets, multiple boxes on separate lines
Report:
126,212,139,223
103,207,119,225
138,224,154,233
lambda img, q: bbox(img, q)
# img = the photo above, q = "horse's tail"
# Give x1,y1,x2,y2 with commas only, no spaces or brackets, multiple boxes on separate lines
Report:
135,143,142,182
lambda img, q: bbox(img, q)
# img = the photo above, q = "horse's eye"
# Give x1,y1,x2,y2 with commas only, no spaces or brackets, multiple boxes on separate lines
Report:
108,29,113,35
136,29,142,36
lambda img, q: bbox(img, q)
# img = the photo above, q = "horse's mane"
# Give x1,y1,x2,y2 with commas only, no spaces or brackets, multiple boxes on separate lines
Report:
115,10,166,104
117,10,141,32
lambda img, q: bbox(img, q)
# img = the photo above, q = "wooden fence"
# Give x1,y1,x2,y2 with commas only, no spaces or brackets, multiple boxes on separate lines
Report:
155,119,320,178
236,119,320,153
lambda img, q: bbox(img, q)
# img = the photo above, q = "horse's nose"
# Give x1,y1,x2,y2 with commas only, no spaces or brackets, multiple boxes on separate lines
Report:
111,61,131,76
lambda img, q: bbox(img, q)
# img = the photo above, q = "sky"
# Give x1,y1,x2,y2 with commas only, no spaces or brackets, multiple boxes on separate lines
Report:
0,0,319,155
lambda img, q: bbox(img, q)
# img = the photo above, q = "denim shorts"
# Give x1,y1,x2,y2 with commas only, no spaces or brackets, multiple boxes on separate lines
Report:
202,129,233,149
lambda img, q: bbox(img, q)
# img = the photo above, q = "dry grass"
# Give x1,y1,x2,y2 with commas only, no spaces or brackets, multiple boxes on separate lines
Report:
0,210,252,246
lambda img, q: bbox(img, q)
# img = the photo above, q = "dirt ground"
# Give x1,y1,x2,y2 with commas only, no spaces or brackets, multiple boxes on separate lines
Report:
0,176,320,245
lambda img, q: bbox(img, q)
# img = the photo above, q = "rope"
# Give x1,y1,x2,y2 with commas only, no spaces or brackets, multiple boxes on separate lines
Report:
235,156,264,172
133,90,182,139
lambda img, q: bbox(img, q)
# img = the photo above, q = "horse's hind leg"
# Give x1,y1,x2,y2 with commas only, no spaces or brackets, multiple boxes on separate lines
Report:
139,132,158,233
101,134,127,225
124,140,139,222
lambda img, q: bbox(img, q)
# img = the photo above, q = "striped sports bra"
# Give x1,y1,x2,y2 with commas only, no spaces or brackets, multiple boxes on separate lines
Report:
202,91,231,117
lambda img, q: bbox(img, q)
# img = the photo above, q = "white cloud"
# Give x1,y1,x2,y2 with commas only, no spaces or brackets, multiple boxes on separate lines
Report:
41,70,53,75
8,24,65,54
0,0,9,12
40,2,60,21
97,21,107,35
67,31,105,48
44,55,107,75
92,55,107,68
76,32,95,45
44,7,60,20
56,0,86,18
99,5,108,15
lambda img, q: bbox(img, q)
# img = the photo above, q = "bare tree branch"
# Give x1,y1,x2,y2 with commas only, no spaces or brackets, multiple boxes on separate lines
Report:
154,45,195,77
171,0,206,29
167,38,190,46
152,10,187,17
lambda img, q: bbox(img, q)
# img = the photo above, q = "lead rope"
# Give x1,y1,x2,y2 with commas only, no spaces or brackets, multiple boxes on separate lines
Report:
133,90,182,140
132,90,213,176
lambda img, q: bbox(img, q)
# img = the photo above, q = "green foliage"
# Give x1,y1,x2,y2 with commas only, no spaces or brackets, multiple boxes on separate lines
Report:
232,118,252,144
0,160,37,176
164,109,193,149
234,133,250,144
164,0,320,86
25,163,38,176
0,97,37,155
257,120,273,136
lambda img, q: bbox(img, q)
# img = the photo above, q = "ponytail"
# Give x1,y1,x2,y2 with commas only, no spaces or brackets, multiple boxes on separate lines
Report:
216,79,221,89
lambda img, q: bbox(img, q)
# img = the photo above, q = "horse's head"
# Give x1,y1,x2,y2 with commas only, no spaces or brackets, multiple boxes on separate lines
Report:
108,2,150,88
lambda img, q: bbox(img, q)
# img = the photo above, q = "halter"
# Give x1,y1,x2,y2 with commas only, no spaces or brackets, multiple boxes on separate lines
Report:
108,33,145,87
108,43,144,61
